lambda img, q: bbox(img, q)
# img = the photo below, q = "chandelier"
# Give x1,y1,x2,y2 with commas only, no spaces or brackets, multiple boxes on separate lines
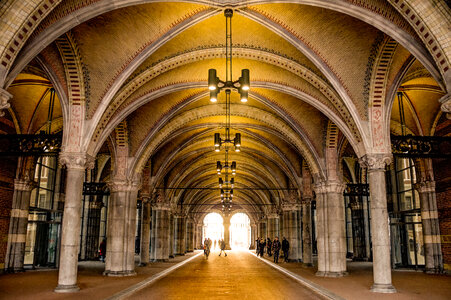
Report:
208,9,250,214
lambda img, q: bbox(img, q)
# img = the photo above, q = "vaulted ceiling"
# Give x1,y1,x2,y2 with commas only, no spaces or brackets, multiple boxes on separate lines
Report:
4,1,448,221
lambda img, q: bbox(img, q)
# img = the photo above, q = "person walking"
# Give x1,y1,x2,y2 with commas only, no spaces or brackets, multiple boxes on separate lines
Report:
219,239,227,256
214,239,217,250
259,238,266,257
99,238,106,262
204,238,211,259
272,237,281,263
267,238,272,257
282,237,290,262
256,237,260,254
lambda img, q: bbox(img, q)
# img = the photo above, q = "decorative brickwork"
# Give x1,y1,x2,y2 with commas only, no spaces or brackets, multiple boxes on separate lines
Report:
0,0,62,76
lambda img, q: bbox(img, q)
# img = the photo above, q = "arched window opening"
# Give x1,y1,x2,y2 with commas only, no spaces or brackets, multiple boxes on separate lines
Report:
203,213,224,250
230,213,251,249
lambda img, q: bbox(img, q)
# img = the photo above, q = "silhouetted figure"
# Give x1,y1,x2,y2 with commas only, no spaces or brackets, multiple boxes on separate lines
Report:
219,239,227,256
214,239,217,249
267,238,272,256
203,238,210,259
256,237,260,254
282,237,290,262
99,239,106,262
259,238,266,257
272,237,281,263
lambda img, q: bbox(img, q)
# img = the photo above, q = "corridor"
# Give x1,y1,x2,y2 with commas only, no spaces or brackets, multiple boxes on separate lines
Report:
127,250,323,299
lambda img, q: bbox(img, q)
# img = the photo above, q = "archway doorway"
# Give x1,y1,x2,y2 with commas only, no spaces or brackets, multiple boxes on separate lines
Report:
203,213,224,250
230,213,251,249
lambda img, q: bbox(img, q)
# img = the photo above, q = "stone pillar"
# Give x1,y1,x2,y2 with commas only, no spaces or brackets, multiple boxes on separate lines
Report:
174,214,186,255
258,218,267,240
302,199,313,266
104,181,139,276
4,179,34,272
282,203,302,262
325,181,347,276
196,224,203,249
250,224,257,249
55,153,93,293
186,220,194,252
169,213,174,258
223,214,231,250
314,182,327,275
267,214,280,240
140,196,151,266
417,180,443,273
360,154,396,293
151,203,170,261
0,88,12,117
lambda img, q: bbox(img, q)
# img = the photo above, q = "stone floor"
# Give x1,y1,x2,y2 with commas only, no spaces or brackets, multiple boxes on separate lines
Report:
0,250,450,299
257,252,451,300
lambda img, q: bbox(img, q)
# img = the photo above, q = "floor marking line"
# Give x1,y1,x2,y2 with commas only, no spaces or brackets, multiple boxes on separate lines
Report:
250,251,345,300
107,251,203,300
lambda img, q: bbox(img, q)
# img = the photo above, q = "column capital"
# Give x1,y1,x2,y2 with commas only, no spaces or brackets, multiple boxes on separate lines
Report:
267,213,279,219
108,180,140,193
0,88,12,117
140,192,151,203
415,180,436,193
313,180,327,194
359,153,392,171
14,179,35,191
282,202,300,211
439,93,451,119
59,152,95,170
324,181,346,194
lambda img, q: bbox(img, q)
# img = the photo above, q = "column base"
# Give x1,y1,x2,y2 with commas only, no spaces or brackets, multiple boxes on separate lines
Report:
54,284,80,293
169,255,175,258
103,270,137,277
287,259,301,263
6,267,25,273
139,263,147,266
302,262,314,267
152,259,169,262
425,267,442,274
174,253,185,256
324,271,348,277
370,283,396,293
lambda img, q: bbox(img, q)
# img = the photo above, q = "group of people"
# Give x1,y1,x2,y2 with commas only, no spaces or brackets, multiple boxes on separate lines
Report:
203,238,227,259
256,236,289,263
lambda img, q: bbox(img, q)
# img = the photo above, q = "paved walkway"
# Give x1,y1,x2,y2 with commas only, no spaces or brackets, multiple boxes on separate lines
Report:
1,250,450,299
127,249,324,300
0,252,200,300
257,252,451,300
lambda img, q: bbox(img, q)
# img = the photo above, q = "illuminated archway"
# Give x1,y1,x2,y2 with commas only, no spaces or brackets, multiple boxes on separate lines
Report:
203,212,224,250
230,213,251,249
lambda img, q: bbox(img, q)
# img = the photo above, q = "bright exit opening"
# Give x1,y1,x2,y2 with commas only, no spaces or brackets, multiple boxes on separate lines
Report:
203,212,224,249
230,213,251,249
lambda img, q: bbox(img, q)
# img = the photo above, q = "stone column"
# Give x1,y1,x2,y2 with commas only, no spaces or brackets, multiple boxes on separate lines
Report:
302,199,313,266
417,180,443,273
197,224,203,249
314,182,327,275
325,181,347,276
4,179,34,272
258,218,267,239
282,203,301,262
267,214,280,240
174,214,186,255
169,213,174,258
186,219,194,252
0,88,12,117
223,214,231,250
360,154,396,293
151,202,170,261
140,196,151,266
104,181,139,276
55,153,93,293
250,224,257,249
